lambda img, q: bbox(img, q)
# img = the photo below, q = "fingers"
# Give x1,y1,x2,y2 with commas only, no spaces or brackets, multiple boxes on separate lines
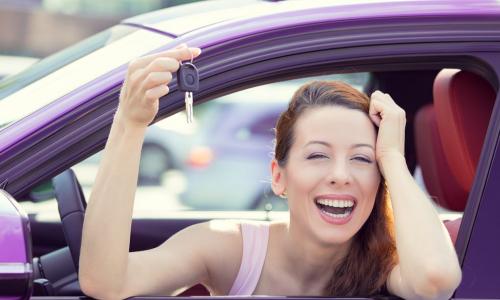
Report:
164,46,202,61
369,91,385,127
369,99,383,127
127,58,177,92
129,45,201,71
369,90,405,126
144,84,170,102
141,72,173,92
125,44,202,100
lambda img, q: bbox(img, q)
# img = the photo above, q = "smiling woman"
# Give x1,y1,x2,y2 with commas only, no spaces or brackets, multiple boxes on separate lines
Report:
78,45,461,299
271,81,396,296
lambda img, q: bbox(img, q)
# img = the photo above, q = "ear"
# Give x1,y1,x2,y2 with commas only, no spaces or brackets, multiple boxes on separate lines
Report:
271,159,286,196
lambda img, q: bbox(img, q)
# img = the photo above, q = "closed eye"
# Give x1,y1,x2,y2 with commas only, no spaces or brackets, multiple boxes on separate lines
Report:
352,156,372,163
307,153,328,160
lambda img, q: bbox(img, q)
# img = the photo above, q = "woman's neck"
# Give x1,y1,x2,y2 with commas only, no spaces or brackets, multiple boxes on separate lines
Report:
273,220,351,291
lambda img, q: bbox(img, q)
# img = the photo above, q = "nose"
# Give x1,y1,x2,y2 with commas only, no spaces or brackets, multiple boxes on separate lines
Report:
327,159,351,186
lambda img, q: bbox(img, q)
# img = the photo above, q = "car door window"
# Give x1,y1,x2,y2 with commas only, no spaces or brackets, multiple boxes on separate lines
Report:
18,73,369,216
19,69,477,222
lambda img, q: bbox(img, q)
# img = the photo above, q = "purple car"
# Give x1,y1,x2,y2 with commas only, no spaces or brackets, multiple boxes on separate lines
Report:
1,0,500,299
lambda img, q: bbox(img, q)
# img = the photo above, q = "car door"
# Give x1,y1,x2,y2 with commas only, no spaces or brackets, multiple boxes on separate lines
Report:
2,3,500,299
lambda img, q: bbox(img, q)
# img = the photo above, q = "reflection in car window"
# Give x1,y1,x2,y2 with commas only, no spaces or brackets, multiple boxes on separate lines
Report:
18,69,464,227
0,25,136,100
21,73,372,217
0,26,172,131
250,113,281,137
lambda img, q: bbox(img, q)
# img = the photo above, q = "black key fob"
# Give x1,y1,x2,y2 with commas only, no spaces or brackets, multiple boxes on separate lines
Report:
177,62,199,92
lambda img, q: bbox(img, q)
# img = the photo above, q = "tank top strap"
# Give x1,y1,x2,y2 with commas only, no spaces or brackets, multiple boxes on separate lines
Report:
228,221,270,296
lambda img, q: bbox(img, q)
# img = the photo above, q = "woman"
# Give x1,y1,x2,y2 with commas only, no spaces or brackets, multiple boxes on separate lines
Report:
79,44,461,299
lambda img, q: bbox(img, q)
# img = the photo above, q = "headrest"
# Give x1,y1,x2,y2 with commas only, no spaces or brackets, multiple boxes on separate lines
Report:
434,69,495,191
414,105,468,211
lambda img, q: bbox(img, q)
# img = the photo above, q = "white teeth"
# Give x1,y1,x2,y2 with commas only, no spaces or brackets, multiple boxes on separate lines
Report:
316,198,354,208
322,210,350,218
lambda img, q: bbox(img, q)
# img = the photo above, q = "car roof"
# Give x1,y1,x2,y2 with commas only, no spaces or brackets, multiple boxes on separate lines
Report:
123,0,500,37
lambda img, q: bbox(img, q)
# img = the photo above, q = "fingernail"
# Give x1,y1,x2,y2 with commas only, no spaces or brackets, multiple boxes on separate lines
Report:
176,43,188,48
191,47,202,56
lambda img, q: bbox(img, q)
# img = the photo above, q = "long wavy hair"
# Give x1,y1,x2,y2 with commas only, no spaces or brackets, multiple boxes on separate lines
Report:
274,80,398,296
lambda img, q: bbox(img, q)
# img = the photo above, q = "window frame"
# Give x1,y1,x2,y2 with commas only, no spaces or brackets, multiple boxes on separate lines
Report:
1,19,500,298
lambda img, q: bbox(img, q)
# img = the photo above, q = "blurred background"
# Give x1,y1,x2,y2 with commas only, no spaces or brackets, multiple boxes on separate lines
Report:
0,0,378,214
0,1,416,215
0,0,197,58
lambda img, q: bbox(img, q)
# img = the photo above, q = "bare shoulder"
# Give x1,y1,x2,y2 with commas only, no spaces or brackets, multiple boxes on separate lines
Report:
188,219,242,248
189,220,243,295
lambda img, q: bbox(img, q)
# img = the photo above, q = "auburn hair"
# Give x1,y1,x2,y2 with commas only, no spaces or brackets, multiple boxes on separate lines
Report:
274,80,398,296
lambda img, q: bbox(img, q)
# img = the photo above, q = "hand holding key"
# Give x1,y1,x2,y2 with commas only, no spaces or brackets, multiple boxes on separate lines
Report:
177,62,199,123
115,44,201,130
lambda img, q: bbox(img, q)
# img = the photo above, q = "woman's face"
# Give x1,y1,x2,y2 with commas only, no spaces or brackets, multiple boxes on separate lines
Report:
273,105,381,245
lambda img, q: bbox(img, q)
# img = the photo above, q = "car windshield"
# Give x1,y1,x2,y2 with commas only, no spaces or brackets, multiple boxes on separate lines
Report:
0,25,171,131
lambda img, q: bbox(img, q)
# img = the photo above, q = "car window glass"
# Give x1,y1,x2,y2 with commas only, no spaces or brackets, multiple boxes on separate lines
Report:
20,70,463,222
250,113,281,137
19,73,369,217
0,26,171,131
0,25,135,100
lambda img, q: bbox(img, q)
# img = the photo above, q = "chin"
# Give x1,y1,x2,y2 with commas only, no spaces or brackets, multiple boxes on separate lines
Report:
310,202,370,246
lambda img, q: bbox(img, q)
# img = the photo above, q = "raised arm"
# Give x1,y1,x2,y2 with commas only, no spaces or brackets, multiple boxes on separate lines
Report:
78,44,208,299
369,91,462,300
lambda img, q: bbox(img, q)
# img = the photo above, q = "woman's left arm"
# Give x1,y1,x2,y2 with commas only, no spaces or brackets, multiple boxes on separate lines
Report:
369,91,462,300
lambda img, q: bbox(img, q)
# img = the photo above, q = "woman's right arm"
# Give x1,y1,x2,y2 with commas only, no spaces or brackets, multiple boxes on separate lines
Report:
78,44,210,299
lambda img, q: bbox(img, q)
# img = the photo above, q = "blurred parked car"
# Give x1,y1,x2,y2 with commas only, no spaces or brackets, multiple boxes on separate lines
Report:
80,114,196,185
0,0,499,299
180,78,366,211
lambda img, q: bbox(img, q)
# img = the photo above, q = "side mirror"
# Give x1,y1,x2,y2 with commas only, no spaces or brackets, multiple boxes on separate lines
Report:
0,189,33,299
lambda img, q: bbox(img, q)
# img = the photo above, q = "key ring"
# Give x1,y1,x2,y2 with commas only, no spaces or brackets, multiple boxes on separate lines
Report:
178,46,195,65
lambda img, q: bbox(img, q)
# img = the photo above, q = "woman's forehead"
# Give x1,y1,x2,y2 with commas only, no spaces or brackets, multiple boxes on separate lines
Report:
294,106,376,147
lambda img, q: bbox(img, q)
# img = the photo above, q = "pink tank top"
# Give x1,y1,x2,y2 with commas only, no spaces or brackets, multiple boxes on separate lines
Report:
228,221,270,296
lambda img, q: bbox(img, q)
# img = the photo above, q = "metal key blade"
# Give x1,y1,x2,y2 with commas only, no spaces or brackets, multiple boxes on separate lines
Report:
185,92,194,123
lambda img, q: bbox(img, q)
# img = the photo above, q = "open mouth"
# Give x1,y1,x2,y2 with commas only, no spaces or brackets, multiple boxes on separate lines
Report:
314,198,356,220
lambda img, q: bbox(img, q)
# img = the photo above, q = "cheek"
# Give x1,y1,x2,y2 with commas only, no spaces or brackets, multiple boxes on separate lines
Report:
286,160,331,194
352,163,381,191
352,166,381,217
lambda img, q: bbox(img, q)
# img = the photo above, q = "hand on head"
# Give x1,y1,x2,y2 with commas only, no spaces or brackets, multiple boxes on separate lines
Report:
115,43,202,129
369,90,406,174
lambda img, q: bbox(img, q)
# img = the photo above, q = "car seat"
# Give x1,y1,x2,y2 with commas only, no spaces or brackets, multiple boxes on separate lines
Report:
414,69,495,243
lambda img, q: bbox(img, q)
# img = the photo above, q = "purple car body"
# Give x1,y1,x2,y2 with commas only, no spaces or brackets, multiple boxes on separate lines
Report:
0,0,499,299
0,190,32,299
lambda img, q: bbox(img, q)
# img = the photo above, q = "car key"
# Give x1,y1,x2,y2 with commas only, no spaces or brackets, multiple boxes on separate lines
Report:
177,62,199,123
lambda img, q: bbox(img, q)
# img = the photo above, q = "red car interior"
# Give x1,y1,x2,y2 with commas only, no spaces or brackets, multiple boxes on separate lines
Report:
434,69,496,190
415,69,495,244
183,69,497,296
415,105,468,211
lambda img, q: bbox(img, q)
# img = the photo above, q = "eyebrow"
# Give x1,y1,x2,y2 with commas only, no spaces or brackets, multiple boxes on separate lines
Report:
352,143,375,150
305,140,331,147
304,141,374,150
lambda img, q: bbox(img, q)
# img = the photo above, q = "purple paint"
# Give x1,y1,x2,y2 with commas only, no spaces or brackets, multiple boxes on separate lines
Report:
0,1,499,298
455,93,500,298
0,190,27,263
2,0,500,154
0,190,32,299
134,0,500,36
